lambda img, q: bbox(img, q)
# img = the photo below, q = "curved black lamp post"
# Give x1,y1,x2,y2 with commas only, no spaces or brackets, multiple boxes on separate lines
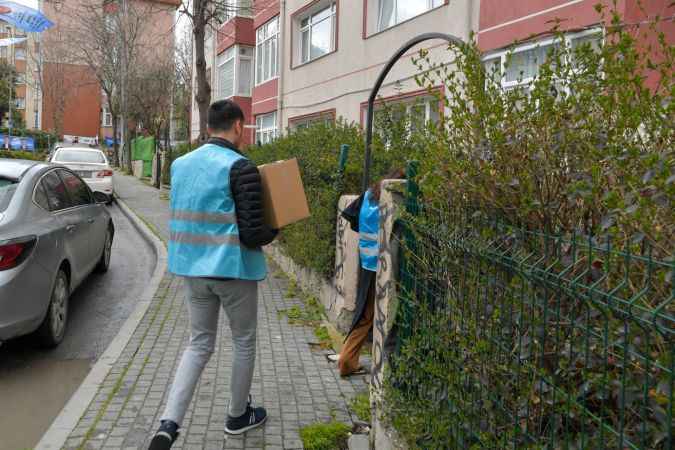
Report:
362,32,464,191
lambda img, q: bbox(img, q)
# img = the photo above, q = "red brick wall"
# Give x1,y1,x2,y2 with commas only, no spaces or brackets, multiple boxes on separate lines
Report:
42,63,101,138
218,17,256,54
232,96,254,146
478,0,622,52
252,78,278,116
254,0,279,29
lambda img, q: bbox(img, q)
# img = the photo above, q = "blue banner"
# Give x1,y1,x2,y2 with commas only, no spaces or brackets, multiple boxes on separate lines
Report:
0,1,54,33
0,134,36,151
23,136,35,151
105,137,119,147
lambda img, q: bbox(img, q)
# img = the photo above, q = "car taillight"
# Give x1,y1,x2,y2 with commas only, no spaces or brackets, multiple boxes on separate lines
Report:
97,170,113,178
0,238,36,271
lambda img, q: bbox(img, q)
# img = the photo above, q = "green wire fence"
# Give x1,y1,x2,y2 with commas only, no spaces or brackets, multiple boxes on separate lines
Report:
386,163,674,450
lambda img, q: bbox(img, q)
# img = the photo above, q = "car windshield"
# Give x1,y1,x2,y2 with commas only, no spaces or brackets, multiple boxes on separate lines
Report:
0,177,18,213
55,149,106,164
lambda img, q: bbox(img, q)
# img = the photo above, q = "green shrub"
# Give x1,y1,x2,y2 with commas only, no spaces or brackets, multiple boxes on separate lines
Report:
384,5,673,449
300,421,351,450
0,128,57,150
0,150,45,161
247,119,423,277
348,392,370,423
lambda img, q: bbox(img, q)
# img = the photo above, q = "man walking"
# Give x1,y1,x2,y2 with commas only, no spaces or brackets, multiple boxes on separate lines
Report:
150,100,277,449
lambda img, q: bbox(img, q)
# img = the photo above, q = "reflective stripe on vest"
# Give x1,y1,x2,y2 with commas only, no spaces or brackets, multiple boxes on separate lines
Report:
167,143,267,280
358,190,380,272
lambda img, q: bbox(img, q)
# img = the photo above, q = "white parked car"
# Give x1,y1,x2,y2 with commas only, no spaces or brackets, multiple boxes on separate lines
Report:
50,148,114,203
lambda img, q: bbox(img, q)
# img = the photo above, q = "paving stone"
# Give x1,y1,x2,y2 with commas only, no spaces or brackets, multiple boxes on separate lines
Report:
62,173,367,449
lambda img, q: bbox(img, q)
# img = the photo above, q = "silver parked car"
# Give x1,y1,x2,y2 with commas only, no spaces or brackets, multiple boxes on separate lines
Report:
0,159,114,347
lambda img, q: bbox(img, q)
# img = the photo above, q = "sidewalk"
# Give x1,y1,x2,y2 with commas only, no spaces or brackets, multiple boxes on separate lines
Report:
58,173,368,450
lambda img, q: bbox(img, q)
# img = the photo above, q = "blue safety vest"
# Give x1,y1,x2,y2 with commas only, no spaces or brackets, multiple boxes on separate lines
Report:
167,143,267,280
358,190,380,272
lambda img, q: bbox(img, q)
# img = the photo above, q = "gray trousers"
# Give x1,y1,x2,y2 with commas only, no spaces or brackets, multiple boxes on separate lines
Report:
161,277,258,426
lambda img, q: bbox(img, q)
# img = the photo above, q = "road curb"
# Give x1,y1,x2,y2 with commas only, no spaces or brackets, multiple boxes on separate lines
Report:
36,197,168,450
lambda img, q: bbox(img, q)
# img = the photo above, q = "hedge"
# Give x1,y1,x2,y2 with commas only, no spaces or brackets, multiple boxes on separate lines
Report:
246,117,429,278
383,6,674,449
0,128,58,150
0,150,46,161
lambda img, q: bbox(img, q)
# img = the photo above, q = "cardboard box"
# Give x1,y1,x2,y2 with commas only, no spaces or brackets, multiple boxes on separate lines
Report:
258,158,311,229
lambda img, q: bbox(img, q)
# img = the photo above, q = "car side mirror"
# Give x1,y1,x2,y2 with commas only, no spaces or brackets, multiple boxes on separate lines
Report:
93,192,109,204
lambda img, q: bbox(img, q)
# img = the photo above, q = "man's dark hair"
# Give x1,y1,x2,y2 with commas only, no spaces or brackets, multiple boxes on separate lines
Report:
207,100,245,132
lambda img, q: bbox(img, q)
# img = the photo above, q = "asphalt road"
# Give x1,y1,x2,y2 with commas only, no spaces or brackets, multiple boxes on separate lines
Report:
0,202,155,450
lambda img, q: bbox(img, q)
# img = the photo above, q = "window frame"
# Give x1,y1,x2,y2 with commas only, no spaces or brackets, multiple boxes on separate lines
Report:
216,45,254,100
292,1,337,68
289,109,336,131
374,0,445,35
14,97,25,110
217,47,236,100
35,170,72,212
102,105,113,127
57,169,94,208
255,111,278,145
255,16,279,86
14,47,26,60
482,28,604,94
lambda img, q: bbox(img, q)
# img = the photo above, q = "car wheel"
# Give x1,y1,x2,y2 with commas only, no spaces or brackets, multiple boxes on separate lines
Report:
37,269,69,348
95,226,113,273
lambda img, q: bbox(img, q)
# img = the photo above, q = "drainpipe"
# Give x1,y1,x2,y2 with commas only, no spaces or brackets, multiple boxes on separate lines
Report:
277,0,286,135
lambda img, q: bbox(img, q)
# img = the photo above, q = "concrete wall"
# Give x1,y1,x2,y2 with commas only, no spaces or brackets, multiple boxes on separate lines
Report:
369,180,406,450
265,194,361,334
279,0,479,128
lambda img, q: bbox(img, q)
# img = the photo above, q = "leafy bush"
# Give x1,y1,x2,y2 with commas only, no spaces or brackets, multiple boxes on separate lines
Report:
0,150,46,161
162,141,199,185
300,421,351,450
384,5,673,450
0,128,58,150
348,392,371,423
247,119,426,277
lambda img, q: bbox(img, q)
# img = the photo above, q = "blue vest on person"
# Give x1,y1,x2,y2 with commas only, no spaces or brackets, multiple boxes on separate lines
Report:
167,143,267,280
358,190,380,272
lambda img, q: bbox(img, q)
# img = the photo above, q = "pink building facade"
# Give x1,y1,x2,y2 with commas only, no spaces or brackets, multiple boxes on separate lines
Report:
192,0,674,144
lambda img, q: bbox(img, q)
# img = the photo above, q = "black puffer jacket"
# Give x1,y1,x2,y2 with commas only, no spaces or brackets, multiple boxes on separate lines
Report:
208,137,277,248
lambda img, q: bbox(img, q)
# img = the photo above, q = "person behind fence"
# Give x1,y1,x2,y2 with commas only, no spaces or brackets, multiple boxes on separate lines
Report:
150,100,277,450
329,169,405,377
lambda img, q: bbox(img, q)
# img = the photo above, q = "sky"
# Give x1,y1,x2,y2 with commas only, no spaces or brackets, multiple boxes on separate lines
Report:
8,0,38,9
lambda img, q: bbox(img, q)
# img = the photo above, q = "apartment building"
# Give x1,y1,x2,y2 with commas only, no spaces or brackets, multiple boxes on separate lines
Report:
194,0,674,145
479,0,675,93
0,21,41,130
37,0,179,142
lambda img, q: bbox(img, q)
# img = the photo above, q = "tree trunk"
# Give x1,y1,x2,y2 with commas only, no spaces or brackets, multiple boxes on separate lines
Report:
193,0,211,142
153,130,161,189
109,99,119,167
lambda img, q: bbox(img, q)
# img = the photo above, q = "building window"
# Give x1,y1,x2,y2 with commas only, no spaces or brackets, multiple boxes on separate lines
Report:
298,2,336,65
290,110,335,130
377,0,443,32
365,94,441,147
0,47,7,59
15,73,25,85
483,29,603,93
217,47,235,99
216,45,254,100
102,105,113,127
255,111,277,145
14,97,25,110
255,16,279,85
14,48,26,60
238,47,253,96
216,0,253,23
